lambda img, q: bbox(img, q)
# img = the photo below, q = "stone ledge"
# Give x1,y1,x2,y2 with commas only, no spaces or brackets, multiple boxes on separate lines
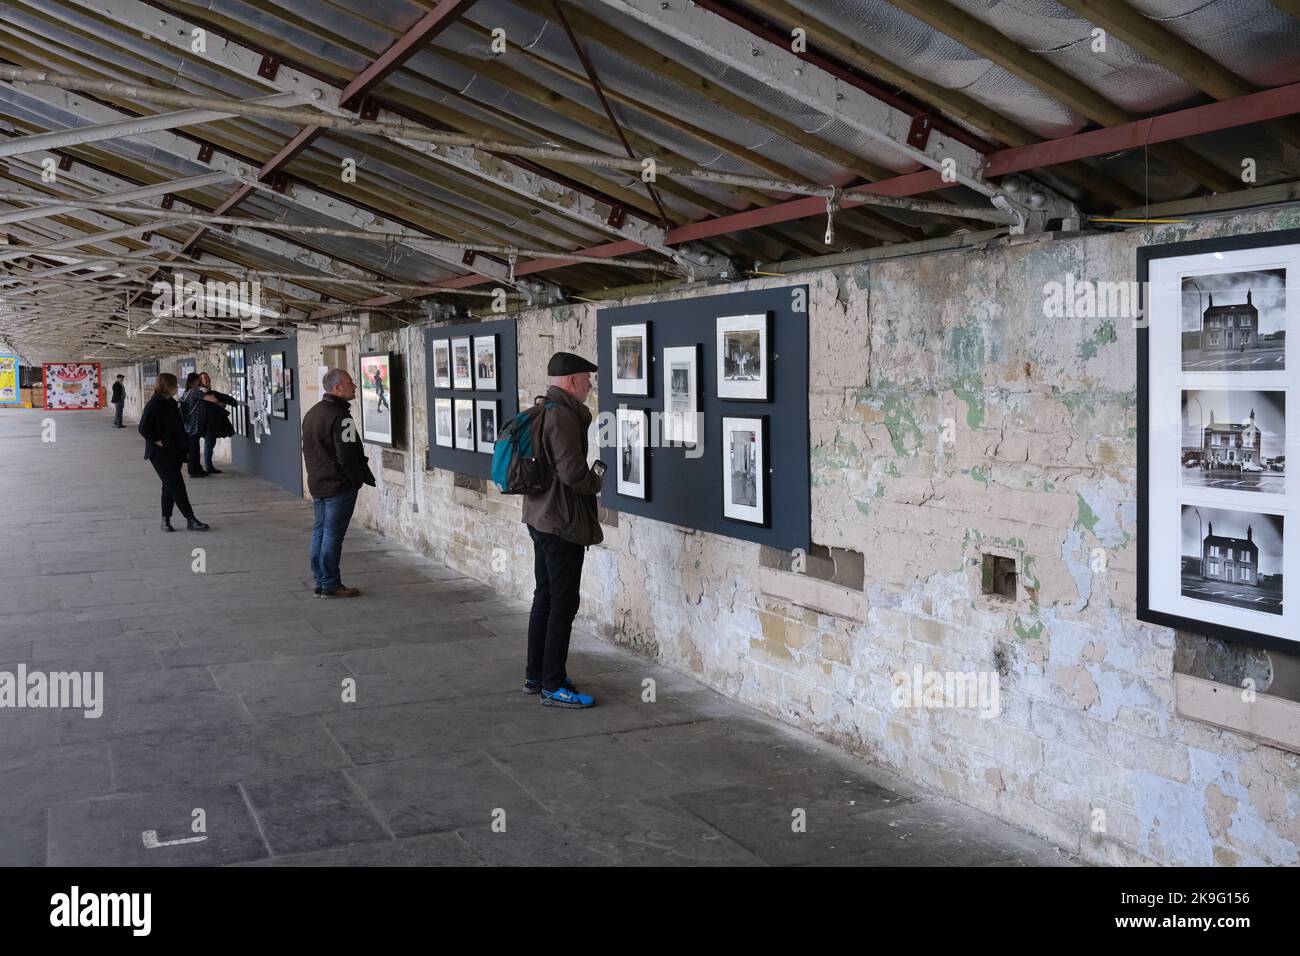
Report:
1174,673,1300,754
757,565,867,622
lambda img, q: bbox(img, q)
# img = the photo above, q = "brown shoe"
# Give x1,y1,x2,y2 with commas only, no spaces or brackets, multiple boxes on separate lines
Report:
318,586,361,598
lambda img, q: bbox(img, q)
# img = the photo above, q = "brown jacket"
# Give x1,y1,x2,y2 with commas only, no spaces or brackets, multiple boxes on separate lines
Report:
302,394,376,498
522,385,603,546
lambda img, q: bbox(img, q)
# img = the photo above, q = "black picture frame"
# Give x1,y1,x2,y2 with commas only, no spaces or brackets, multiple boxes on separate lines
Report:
611,321,652,397
473,334,499,392
716,311,773,403
1137,227,1299,654
270,351,288,420
662,342,703,448
615,406,650,501
721,414,769,527
358,351,396,448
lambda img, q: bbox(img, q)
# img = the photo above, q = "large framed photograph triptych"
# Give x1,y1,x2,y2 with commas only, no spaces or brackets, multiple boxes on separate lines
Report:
1138,228,1299,652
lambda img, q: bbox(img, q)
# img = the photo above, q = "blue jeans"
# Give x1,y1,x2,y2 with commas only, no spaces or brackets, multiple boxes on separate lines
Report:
310,488,359,592
203,435,216,471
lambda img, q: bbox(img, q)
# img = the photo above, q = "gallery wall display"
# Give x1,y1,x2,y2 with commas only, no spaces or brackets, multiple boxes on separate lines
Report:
42,363,101,410
425,317,518,480
140,360,159,394
597,286,810,552
358,351,397,447
1138,228,1299,653
0,354,19,405
229,336,302,497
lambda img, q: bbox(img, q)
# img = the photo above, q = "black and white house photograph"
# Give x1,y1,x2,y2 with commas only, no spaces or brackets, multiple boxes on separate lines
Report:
476,399,498,454
474,335,498,391
1180,505,1284,616
612,322,649,396
716,313,770,401
662,344,700,446
433,397,453,448
1181,268,1286,372
616,407,648,499
452,336,474,389
1181,390,1286,493
432,338,451,389
722,415,766,525
454,398,475,450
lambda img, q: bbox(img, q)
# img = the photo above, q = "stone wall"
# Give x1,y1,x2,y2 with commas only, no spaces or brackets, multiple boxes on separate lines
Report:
143,207,1300,865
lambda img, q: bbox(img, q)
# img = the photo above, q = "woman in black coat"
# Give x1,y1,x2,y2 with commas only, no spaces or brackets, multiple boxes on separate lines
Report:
138,373,210,532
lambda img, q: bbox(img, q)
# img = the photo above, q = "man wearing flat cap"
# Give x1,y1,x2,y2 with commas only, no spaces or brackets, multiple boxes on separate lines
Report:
521,351,603,708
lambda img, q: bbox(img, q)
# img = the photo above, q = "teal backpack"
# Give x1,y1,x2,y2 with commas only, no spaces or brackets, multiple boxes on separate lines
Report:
491,400,556,494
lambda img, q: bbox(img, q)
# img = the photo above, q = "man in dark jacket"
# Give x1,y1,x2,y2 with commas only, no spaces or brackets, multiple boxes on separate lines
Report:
110,375,126,427
521,351,603,708
302,368,376,598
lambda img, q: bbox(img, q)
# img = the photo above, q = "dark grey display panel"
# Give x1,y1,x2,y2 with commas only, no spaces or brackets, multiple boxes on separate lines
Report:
230,335,302,497
597,287,810,551
425,318,518,480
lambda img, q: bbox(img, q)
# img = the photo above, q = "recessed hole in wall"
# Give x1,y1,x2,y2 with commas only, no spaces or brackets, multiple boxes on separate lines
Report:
982,553,1017,600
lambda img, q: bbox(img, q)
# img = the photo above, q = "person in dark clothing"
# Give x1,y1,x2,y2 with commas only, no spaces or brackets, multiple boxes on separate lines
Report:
110,375,126,427
302,368,375,598
371,367,389,411
137,373,210,532
197,372,237,474
521,351,603,709
179,372,209,478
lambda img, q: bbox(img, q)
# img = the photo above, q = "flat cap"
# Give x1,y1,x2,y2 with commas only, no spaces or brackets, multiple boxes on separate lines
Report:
547,351,598,376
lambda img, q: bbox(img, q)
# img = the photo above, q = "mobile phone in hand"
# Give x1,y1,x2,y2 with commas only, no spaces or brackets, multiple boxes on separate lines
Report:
592,459,607,477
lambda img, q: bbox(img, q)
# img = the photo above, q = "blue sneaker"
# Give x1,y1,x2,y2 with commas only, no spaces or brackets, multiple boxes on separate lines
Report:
541,686,595,709
523,676,577,695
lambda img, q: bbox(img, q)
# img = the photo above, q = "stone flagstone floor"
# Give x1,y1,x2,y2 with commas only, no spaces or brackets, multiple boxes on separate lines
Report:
0,406,1072,866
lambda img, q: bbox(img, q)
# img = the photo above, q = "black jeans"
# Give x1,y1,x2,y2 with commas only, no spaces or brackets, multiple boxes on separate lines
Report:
150,452,195,520
527,526,585,692
186,434,205,476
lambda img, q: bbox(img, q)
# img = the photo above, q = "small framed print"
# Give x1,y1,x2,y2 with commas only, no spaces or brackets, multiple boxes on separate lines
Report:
716,313,771,401
612,322,650,396
722,415,768,526
270,352,288,420
434,397,453,448
473,335,498,391
662,344,701,446
454,398,475,450
284,367,294,401
616,407,649,499
476,399,499,453
432,339,452,389
452,337,473,390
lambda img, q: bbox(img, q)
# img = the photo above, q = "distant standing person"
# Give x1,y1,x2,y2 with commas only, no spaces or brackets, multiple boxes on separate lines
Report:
110,374,126,428
137,373,210,532
521,351,603,709
302,368,375,598
197,372,237,474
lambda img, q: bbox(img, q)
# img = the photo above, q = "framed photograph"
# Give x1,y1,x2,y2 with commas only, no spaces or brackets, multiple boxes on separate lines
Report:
473,335,498,391
662,344,701,446
612,323,650,396
616,407,649,499
270,352,288,420
716,313,771,401
434,398,454,448
359,352,394,447
1138,228,1298,651
284,367,294,402
454,398,475,450
476,399,499,454
452,337,474,390
722,415,768,526
432,338,452,389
